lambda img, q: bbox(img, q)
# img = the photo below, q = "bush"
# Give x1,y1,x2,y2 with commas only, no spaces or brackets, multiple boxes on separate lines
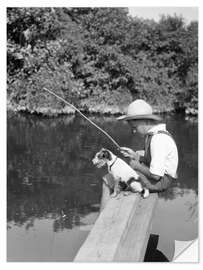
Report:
7,8,198,115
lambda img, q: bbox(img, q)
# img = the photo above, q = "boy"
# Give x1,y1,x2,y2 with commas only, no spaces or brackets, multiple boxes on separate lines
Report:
118,99,178,192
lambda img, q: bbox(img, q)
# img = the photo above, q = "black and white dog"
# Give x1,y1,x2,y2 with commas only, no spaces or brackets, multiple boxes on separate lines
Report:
92,148,149,198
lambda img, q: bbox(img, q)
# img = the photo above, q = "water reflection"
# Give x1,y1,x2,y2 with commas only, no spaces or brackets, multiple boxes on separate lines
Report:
7,112,198,261
7,178,100,231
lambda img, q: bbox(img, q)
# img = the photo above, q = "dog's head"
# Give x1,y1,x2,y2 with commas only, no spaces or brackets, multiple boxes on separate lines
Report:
92,148,113,168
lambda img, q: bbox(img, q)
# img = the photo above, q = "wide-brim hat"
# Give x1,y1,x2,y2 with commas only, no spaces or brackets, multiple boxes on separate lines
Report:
117,99,161,121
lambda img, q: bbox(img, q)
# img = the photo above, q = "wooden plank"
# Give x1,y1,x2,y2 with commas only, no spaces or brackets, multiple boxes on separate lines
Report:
114,193,158,261
74,175,158,262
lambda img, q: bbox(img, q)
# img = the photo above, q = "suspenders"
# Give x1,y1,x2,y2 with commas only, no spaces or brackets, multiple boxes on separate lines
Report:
144,130,175,167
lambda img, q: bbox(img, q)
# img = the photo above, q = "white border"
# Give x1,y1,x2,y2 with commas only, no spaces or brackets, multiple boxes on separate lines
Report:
2,0,202,7
1,1,202,269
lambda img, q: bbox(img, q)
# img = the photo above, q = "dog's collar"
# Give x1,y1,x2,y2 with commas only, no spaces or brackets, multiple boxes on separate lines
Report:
109,157,118,171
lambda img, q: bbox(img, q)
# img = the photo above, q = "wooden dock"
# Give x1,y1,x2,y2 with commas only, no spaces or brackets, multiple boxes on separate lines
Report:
74,174,158,262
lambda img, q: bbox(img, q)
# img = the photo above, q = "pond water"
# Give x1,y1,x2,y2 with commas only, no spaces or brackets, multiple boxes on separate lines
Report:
7,112,198,262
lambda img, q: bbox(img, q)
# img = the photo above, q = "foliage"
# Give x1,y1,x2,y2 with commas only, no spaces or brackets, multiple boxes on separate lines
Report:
7,8,198,115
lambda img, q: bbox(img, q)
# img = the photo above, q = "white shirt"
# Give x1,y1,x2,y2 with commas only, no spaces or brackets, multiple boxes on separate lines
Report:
148,124,178,178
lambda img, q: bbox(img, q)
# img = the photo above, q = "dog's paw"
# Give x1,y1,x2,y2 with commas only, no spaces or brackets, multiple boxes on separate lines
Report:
110,192,117,198
141,188,150,198
123,191,131,196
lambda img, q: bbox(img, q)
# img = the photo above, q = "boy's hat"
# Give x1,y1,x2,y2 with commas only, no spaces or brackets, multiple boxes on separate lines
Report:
117,99,161,121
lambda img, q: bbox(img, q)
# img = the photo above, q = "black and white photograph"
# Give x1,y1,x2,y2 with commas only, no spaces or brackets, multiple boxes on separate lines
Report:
4,1,199,264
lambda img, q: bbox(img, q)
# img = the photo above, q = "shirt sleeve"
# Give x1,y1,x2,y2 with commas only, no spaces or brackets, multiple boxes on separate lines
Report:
149,134,167,177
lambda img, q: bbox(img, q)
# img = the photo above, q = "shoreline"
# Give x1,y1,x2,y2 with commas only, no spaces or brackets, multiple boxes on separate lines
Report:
7,102,198,118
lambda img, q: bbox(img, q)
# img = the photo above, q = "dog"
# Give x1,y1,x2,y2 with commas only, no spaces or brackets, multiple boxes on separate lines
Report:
92,148,149,198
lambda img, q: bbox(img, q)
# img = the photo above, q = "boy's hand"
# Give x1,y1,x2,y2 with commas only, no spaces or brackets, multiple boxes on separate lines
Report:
120,148,145,161
120,147,138,160
135,150,145,157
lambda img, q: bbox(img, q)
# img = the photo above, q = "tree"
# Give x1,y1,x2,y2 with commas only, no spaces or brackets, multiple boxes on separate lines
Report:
7,8,198,115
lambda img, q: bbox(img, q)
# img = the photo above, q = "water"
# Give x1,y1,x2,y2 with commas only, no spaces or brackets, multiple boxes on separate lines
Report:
7,112,198,261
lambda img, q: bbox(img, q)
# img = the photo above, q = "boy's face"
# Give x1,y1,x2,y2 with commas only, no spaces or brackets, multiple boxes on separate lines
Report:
127,120,149,136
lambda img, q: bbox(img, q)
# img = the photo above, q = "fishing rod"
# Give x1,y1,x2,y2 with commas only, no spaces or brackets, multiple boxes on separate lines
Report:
43,87,121,150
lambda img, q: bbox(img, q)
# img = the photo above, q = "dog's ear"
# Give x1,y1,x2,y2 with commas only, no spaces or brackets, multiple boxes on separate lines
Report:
102,149,112,160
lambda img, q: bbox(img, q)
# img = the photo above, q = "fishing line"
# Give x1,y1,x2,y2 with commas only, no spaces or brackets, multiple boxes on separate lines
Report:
43,87,121,150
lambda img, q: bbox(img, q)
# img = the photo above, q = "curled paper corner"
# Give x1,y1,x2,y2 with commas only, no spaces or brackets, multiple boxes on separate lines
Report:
173,238,198,262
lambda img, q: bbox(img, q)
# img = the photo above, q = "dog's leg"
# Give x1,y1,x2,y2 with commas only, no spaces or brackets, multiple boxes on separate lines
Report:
111,179,121,198
111,181,119,198
127,177,150,198
141,188,150,198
